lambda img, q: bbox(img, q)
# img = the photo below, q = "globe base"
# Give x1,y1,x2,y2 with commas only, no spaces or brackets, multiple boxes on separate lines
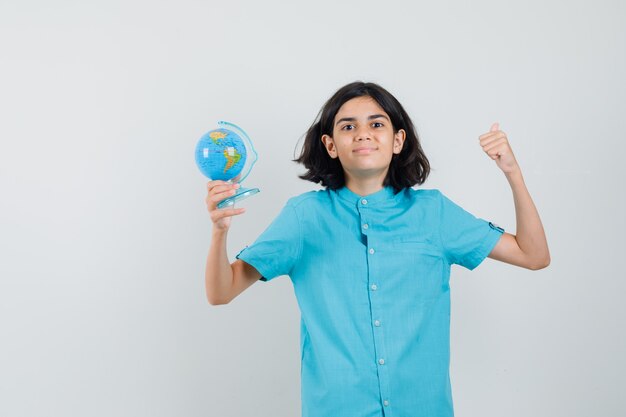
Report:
217,187,260,209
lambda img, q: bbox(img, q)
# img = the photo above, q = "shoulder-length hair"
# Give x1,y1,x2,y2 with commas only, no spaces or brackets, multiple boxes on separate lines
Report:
293,81,430,193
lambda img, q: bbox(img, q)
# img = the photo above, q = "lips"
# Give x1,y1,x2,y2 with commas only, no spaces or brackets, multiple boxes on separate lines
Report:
353,147,377,153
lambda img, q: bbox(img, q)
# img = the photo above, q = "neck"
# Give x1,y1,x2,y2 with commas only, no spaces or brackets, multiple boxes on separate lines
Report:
344,171,387,196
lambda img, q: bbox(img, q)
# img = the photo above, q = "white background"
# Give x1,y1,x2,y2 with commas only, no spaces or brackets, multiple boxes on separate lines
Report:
1,0,624,416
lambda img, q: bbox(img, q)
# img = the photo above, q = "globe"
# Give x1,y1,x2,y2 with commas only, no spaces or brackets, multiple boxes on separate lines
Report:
195,121,260,208
195,128,247,180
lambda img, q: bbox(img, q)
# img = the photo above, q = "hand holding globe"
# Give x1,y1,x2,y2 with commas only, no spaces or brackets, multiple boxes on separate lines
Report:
195,121,260,209
205,181,246,232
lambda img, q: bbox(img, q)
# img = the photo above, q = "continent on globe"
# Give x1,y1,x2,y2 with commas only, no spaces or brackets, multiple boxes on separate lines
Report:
223,147,242,173
209,131,228,144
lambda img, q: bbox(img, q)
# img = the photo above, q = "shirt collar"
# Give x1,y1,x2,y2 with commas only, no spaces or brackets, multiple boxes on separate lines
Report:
335,185,399,205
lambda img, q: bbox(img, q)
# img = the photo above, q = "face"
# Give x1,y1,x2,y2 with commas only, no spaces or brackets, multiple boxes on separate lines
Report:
321,96,406,183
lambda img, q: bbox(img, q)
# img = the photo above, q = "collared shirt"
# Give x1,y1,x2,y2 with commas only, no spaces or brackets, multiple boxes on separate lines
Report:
235,185,504,417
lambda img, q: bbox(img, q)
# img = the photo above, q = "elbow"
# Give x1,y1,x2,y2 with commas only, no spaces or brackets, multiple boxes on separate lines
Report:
206,292,230,306
529,255,551,270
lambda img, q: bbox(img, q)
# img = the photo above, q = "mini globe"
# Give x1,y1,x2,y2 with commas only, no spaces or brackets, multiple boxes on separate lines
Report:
195,121,260,208
195,127,246,180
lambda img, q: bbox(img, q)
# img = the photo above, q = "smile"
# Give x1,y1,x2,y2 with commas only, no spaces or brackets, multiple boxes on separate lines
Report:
353,147,377,154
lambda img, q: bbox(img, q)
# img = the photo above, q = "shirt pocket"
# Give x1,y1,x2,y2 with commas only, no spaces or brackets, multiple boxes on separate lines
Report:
389,238,446,301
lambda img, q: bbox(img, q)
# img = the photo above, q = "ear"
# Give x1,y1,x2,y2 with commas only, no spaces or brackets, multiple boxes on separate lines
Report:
393,129,406,154
321,134,338,159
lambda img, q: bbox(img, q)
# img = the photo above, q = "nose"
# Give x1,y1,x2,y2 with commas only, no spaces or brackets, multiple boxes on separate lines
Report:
354,125,371,141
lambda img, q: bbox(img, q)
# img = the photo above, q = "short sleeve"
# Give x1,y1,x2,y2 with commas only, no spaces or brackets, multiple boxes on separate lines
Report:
438,191,505,270
234,202,302,282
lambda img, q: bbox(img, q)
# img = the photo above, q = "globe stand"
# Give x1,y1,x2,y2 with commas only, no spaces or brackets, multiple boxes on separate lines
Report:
216,186,260,209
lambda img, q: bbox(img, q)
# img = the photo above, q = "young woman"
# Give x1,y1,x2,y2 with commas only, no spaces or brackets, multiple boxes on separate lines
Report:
204,81,550,417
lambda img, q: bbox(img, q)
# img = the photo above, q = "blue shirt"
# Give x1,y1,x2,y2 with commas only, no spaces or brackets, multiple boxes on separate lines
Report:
235,185,504,417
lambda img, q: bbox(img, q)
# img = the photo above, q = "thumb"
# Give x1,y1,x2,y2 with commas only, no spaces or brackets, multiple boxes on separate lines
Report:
490,122,499,132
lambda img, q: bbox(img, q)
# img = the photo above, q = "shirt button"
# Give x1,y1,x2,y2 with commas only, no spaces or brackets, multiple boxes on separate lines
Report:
369,248,375,254
362,223,369,229
383,400,389,407
361,199,368,205
374,320,381,327
370,284,378,291
378,358,385,365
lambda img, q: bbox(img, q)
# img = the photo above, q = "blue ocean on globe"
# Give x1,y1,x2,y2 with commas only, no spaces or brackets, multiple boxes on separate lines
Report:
195,128,247,181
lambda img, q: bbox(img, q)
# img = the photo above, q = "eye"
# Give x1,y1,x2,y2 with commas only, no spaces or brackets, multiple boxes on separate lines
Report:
341,124,355,130
372,122,384,128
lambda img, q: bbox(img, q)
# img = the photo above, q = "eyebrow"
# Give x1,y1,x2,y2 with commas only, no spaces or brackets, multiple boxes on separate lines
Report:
335,114,390,126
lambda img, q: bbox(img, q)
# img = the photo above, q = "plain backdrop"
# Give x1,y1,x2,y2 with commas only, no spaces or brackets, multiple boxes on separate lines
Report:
1,0,624,416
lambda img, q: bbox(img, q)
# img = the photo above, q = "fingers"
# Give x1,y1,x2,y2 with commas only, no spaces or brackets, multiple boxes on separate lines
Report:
478,123,518,166
210,206,246,223
479,122,503,141
207,187,239,203
482,137,507,153
481,136,511,160
207,180,237,193
478,123,509,159
206,181,241,208
205,181,248,227
478,130,507,146
484,143,506,159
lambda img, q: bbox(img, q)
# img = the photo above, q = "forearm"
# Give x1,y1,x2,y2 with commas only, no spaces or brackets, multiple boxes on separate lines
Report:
505,168,551,268
205,229,234,305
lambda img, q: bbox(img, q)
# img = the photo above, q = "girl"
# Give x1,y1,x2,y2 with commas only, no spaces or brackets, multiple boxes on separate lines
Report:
204,81,550,417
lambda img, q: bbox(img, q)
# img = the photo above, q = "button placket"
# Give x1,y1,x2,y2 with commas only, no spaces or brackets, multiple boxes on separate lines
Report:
360,216,370,236
359,200,391,412
357,199,370,238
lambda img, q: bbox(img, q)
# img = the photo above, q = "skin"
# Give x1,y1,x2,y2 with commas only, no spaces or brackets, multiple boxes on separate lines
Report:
321,96,406,196
204,96,550,305
478,123,550,269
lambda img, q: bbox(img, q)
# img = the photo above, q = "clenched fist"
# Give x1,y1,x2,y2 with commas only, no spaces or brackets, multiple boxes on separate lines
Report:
479,122,520,174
